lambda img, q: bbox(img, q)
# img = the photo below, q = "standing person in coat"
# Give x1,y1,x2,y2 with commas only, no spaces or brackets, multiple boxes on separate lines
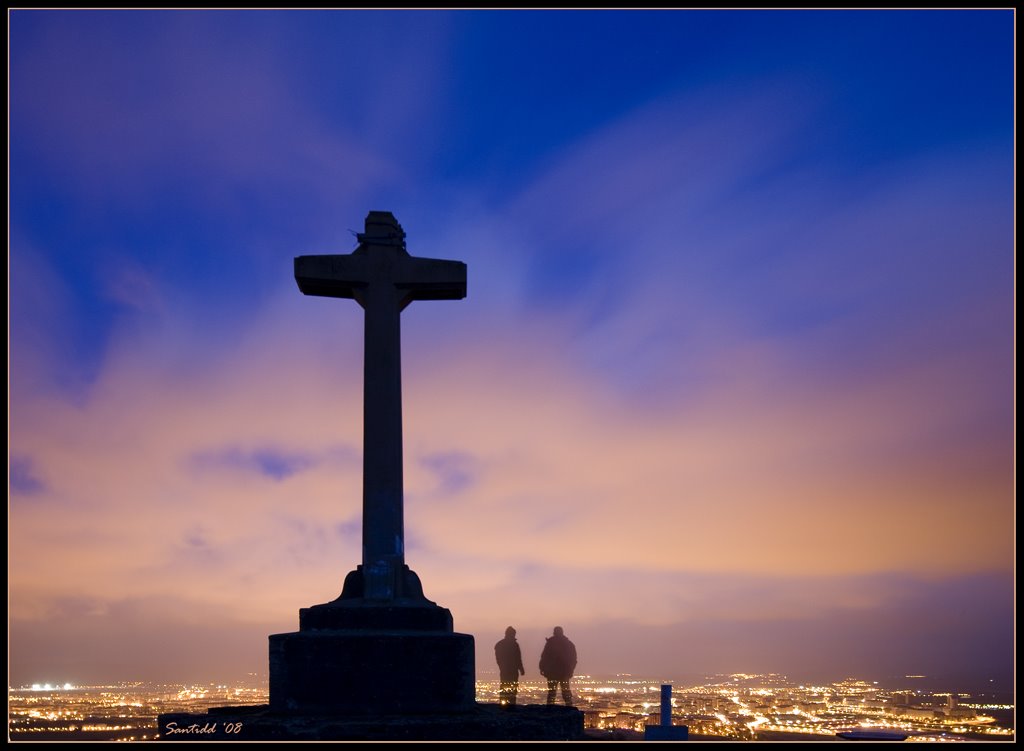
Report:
539,626,577,706
494,626,526,707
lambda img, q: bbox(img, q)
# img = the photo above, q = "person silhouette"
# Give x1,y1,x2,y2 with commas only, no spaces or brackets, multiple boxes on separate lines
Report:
539,626,577,706
494,626,525,707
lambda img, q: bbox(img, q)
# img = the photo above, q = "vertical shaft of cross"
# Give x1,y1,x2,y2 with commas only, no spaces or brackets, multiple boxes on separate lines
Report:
361,282,405,599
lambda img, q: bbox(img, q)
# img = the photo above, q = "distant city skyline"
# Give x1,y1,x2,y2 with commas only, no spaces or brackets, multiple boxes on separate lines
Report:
9,10,1014,689
9,668,1015,698
8,673,1015,742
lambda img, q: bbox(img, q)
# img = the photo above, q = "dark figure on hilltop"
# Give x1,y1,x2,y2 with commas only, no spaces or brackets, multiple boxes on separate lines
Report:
539,626,577,706
494,626,526,707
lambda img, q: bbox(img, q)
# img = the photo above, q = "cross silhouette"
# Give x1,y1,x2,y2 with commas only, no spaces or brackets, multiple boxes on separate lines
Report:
295,211,466,600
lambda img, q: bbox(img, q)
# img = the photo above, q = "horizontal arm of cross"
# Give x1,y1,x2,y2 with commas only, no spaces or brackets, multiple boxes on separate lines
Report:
397,257,467,302
294,254,367,300
295,253,466,305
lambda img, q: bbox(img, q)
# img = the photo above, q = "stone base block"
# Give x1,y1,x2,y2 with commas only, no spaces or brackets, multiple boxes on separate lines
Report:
269,629,474,714
645,724,690,740
299,600,453,631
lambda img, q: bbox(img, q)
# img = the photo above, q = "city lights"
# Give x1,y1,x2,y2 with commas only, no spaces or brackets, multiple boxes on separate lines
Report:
473,672,1013,741
8,674,1014,741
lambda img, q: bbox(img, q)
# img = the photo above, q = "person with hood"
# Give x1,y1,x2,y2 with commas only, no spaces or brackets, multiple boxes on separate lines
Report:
494,626,526,707
539,626,577,706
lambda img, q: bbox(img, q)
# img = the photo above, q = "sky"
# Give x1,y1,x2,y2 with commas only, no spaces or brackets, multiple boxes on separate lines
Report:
8,10,1015,691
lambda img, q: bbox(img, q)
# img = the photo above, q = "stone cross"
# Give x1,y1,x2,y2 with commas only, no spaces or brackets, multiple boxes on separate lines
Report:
295,212,466,601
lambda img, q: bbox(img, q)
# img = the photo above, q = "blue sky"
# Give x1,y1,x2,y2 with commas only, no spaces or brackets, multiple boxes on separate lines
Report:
9,10,1014,688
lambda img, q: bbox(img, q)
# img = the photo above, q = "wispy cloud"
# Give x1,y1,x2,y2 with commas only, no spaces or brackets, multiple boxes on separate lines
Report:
9,455,46,496
188,444,357,482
